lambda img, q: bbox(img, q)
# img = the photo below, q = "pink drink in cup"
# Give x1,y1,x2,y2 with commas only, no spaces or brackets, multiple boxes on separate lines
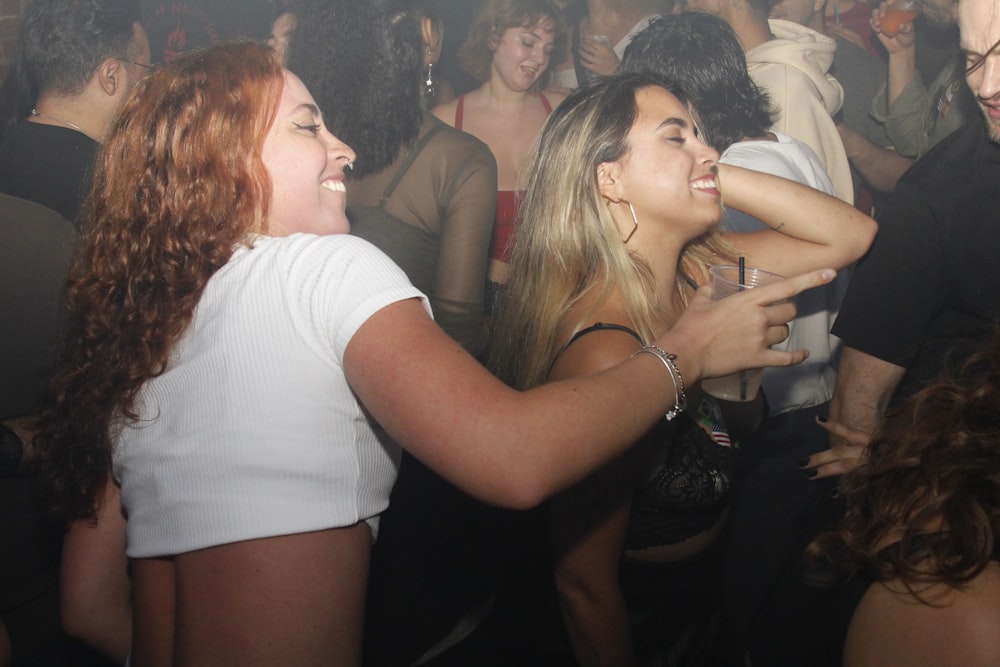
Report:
700,265,785,402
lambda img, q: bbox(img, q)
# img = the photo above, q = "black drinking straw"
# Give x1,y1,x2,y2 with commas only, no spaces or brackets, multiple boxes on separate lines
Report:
738,257,748,399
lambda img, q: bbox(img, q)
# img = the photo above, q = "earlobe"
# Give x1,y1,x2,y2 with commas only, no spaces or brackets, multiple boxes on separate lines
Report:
421,17,443,58
96,57,122,96
596,161,624,202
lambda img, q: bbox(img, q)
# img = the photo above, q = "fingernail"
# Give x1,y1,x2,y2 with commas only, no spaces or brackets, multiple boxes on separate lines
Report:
817,415,828,423
805,468,818,479
797,458,811,468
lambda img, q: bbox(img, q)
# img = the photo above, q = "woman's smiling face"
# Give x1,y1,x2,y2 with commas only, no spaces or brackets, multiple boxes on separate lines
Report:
490,17,557,91
261,70,357,236
604,86,723,240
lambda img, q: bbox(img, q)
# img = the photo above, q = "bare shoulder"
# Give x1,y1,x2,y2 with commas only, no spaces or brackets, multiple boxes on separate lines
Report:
845,564,1000,666
549,301,640,382
543,87,570,110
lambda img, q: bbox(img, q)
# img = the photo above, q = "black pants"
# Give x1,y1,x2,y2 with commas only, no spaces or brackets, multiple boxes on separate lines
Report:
721,404,843,665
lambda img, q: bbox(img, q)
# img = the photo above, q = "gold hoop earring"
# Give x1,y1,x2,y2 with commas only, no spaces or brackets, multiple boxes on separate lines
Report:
623,201,639,244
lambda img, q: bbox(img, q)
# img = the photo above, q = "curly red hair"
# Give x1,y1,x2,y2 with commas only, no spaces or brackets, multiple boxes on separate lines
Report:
35,42,283,523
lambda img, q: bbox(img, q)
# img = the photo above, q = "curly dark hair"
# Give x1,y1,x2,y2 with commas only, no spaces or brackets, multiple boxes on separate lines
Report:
457,0,566,94
33,42,282,524
620,13,774,152
287,0,431,178
812,330,1000,593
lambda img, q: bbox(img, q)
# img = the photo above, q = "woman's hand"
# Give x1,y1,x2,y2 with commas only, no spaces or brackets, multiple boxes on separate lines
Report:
800,416,871,478
579,36,620,77
657,269,837,381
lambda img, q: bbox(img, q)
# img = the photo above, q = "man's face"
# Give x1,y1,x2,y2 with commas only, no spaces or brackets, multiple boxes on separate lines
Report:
959,0,1000,142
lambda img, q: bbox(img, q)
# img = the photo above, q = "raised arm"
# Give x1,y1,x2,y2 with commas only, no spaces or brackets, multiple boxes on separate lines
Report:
718,164,877,277
869,4,943,158
872,1,920,109
344,269,836,508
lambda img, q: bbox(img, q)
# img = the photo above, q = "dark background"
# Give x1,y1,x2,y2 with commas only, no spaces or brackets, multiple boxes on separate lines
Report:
140,0,484,93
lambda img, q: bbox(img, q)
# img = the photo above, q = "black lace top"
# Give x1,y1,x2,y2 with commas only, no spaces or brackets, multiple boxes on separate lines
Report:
556,323,738,550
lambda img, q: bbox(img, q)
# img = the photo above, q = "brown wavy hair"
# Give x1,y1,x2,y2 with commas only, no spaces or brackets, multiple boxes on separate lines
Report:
811,330,1000,592
34,41,283,524
458,0,566,94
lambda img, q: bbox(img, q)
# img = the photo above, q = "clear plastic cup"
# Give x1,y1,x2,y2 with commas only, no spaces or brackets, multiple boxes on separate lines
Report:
700,265,785,402
879,0,921,38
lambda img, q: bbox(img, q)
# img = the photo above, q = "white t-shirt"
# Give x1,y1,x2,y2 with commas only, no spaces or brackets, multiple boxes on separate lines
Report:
114,233,428,558
721,132,846,414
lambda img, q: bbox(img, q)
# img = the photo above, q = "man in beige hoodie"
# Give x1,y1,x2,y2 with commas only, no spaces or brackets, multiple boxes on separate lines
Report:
682,0,855,203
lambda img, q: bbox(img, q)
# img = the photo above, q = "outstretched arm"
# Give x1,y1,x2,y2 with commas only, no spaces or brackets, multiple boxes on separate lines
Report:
837,124,913,193
344,269,836,508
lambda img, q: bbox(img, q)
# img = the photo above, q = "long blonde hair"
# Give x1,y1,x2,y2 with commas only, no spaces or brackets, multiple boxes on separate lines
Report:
489,73,734,390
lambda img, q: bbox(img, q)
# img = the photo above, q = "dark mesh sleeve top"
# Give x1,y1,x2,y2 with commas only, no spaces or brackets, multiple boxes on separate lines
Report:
348,112,497,357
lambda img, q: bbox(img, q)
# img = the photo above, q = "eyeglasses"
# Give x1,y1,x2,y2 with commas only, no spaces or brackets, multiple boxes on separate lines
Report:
117,57,156,71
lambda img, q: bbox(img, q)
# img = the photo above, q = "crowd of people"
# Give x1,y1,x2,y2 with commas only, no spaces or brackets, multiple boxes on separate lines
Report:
0,0,997,665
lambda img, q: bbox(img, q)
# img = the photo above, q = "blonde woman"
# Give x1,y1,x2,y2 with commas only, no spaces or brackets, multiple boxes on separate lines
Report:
490,72,876,665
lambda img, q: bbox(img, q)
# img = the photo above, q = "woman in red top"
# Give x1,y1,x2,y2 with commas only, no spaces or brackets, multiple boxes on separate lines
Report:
434,0,567,307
